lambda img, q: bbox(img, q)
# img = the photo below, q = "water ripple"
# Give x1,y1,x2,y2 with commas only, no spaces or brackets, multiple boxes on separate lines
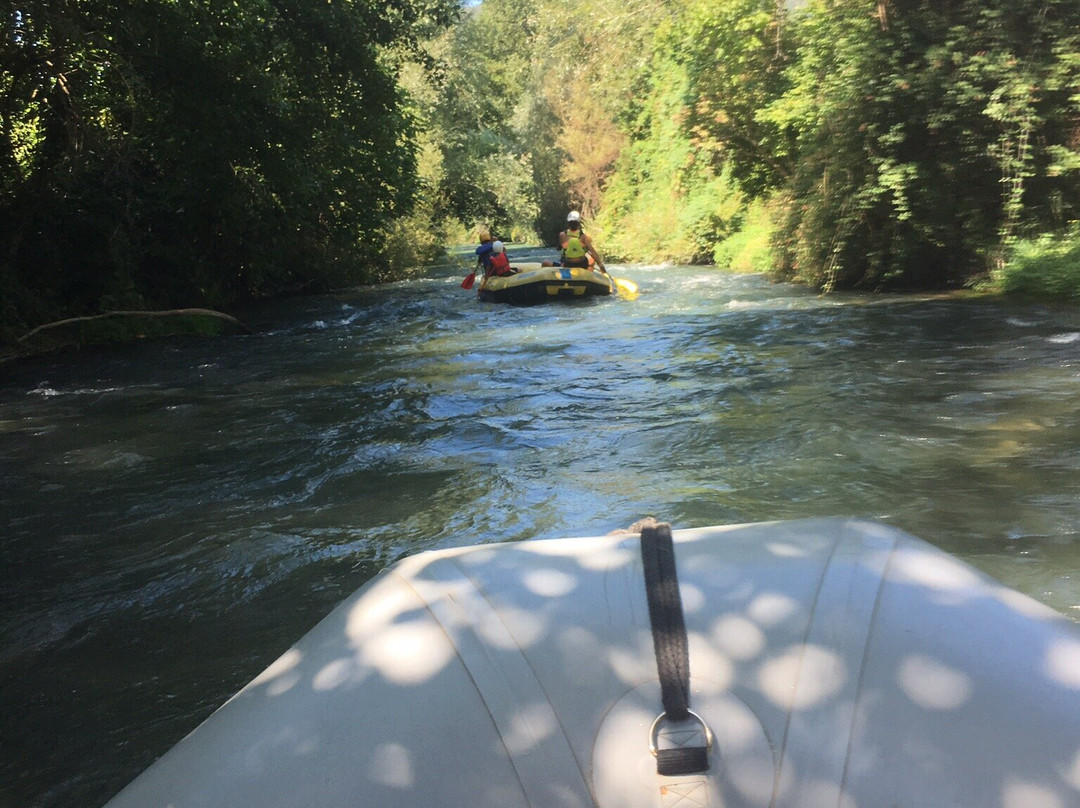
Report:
2,264,1080,808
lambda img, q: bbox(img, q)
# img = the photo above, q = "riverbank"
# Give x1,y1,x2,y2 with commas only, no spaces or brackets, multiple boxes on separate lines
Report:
5,237,1078,370
0,309,252,368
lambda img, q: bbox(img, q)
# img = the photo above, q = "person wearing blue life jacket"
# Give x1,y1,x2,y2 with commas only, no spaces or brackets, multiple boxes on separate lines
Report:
544,211,606,272
475,227,495,273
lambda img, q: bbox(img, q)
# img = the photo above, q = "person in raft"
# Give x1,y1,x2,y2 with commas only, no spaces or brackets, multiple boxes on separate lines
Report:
475,227,495,274
543,210,606,272
486,241,515,277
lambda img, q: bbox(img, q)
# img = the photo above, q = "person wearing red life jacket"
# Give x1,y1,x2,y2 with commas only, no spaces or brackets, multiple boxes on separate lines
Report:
486,240,515,277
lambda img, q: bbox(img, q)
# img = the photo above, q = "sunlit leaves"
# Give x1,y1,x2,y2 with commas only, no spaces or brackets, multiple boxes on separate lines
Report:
595,31,744,264
675,0,795,197
765,0,1080,290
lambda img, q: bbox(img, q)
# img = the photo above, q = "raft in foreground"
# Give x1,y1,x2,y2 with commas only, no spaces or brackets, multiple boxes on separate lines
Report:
478,262,637,303
104,518,1080,808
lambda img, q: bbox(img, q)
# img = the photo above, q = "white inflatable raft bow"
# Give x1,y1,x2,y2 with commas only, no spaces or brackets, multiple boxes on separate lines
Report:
104,518,1080,808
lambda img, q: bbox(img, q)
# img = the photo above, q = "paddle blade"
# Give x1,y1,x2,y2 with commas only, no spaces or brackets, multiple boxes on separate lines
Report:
461,272,476,290
613,277,639,300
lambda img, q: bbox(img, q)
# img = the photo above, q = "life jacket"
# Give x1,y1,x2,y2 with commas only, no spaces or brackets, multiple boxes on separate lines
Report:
488,250,512,276
475,241,494,268
562,228,588,261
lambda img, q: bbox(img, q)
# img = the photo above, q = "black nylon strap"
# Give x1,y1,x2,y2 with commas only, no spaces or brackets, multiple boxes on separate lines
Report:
656,747,709,777
639,524,708,777
641,523,709,775
641,523,691,721
639,520,708,773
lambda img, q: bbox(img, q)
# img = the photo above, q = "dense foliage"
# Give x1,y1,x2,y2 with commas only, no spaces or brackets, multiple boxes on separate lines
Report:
409,0,665,246
0,0,457,343
766,0,1080,290
431,0,1079,292
992,226,1080,301
3,0,1079,346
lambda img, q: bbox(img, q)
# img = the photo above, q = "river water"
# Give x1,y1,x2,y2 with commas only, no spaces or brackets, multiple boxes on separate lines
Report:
2,254,1080,807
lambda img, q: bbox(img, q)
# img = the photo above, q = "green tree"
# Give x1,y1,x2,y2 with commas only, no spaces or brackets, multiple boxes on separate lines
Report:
676,0,795,198
596,16,745,263
421,0,539,240
592,0,792,263
767,0,1080,290
0,0,457,343
419,0,671,247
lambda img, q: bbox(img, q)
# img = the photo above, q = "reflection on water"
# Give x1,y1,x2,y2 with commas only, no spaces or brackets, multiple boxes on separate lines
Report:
1,257,1079,807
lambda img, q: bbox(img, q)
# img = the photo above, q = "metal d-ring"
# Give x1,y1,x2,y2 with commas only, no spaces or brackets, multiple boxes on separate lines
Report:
648,709,714,757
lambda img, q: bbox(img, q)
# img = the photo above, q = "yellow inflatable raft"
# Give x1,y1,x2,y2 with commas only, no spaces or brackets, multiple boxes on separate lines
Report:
478,263,637,304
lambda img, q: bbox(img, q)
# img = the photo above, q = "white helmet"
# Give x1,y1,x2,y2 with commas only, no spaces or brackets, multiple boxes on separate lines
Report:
492,240,504,253
567,210,582,222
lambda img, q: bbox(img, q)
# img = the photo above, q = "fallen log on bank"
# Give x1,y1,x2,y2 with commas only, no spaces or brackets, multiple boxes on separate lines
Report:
17,308,253,343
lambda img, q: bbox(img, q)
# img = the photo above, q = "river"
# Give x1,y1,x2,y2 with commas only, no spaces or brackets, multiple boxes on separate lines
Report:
2,254,1080,807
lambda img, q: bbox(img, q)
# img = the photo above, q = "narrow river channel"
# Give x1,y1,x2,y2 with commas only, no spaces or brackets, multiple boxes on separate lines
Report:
3,253,1080,807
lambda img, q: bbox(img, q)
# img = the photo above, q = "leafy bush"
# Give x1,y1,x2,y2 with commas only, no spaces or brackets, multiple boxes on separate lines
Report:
993,229,1080,300
713,200,777,274
594,26,745,266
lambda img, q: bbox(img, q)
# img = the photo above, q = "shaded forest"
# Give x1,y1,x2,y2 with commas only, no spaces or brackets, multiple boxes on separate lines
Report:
0,0,457,345
3,0,1079,344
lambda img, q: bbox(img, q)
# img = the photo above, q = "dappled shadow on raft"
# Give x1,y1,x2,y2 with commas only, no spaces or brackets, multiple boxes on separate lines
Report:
104,518,1080,808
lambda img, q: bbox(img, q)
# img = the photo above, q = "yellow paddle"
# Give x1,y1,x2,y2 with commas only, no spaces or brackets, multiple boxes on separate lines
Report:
612,276,639,300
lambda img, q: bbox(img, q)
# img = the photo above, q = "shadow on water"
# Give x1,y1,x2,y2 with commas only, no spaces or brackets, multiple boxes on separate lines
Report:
1,256,1079,806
